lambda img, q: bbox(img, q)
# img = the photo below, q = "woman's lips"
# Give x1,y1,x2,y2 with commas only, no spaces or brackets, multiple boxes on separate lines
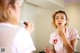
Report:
58,23,62,25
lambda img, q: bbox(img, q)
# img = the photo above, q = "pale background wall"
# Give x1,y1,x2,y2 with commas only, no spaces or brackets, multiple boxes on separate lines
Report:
20,1,80,53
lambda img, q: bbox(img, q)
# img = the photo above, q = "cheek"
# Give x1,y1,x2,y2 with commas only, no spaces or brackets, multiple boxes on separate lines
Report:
63,20,67,25
17,9,21,18
55,20,58,23
55,20,58,26
15,7,21,19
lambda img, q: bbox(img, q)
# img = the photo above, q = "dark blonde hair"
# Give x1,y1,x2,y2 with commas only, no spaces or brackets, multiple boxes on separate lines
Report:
0,0,19,25
52,10,68,28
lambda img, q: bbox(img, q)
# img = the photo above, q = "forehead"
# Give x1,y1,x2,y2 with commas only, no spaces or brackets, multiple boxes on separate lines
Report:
55,13,65,17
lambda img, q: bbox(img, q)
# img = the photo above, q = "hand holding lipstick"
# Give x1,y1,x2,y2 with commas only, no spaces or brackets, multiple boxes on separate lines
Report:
24,21,34,33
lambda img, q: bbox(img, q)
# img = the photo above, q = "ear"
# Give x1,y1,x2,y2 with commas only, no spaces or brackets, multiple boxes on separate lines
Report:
65,20,67,26
7,5,15,16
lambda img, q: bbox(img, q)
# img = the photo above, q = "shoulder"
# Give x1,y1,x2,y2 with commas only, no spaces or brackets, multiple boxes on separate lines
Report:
49,32,57,44
13,27,30,41
67,27,79,40
16,27,29,35
50,32,57,38
13,27,36,52
67,27,78,34
13,27,32,45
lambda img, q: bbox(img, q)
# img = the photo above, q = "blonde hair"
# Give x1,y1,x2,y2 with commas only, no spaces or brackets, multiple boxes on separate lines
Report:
0,0,19,25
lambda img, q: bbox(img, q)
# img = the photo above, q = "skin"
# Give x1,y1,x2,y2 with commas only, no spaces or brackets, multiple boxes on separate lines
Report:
8,1,21,23
8,1,33,53
9,1,34,33
45,13,78,53
24,22,34,33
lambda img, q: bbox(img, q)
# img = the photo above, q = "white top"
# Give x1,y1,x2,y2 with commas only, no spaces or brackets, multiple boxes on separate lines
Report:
0,23,36,53
49,28,79,53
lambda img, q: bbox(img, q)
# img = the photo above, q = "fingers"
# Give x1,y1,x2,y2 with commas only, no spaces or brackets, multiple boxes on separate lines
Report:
44,47,54,53
57,25,65,37
57,24,65,32
44,47,49,53
24,21,34,33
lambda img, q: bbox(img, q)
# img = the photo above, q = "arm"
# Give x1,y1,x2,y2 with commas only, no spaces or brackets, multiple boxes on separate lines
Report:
52,45,56,53
57,25,77,53
70,38,78,51
59,31,76,53
14,28,36,53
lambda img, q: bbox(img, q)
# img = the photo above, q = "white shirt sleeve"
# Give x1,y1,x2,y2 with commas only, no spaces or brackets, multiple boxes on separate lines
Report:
70,29,80,40
49,33,55,45
12,28,36,53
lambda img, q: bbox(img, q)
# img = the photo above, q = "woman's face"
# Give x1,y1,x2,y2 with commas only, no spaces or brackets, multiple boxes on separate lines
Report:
55,13,67,27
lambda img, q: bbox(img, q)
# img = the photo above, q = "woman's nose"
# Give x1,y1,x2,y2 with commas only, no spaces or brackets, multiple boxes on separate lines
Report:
58,20,61,23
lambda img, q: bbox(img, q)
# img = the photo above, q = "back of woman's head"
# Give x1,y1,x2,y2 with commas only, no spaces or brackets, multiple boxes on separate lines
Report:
0,0,19,25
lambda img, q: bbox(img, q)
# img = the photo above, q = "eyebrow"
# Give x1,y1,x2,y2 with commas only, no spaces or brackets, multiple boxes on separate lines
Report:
55,16,59,17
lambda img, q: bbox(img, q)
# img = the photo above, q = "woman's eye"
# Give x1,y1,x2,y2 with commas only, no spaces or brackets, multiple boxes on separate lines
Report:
61,17,64,19
55,17,58,19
